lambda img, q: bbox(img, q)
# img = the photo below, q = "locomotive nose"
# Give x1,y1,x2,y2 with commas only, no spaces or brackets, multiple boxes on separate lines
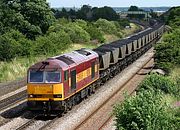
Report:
28,84,53,95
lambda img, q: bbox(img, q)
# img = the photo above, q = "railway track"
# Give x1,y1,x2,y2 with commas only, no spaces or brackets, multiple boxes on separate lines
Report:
14,114,62,130
0,90,27,113
0,90,28,128
75,54,154,130
38,114,62,130
15,116,37,130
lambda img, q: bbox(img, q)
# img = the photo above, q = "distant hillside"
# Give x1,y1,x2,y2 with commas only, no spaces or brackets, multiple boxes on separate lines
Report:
113,7,171,12
53,7,171,13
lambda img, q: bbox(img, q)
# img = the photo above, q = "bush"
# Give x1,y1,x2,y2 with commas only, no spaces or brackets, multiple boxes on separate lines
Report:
95,19,118,34
138,74,179,96
47,18,71,34
0,29,33,61
113,90,178,130
35,30,72,55
48,20,90,43
155,61,172,73
166,7,180,28
85,23,105,43
155,29,180,72
64,23,90,43
74,19,88,29
117,19,130,28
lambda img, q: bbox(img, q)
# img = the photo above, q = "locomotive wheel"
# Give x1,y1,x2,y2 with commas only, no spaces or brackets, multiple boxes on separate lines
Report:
114,70,118,75
110,73,113,78
63,102,68,112
85,89,89,98
67,100,73,110
88,86,93,96
72,96,76,106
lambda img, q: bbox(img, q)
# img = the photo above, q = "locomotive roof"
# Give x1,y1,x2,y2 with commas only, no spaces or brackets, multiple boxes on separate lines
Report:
28,58,68,71
29,48,98,71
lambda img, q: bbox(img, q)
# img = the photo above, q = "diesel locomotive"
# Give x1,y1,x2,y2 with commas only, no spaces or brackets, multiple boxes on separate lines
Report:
27,23,164,113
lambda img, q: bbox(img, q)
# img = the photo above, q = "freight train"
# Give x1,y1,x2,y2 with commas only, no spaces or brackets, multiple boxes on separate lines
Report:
27,23,164,114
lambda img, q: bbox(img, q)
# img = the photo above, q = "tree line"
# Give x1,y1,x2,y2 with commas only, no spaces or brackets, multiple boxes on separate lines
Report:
0,0,55,39
52,5,119,21
0,0,130,61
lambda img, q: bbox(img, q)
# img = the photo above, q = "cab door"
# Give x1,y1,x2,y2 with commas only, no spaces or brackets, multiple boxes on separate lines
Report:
70,69,76,92
63,69,69,97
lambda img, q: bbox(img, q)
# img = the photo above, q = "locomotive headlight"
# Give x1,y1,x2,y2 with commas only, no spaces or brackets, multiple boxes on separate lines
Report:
28,94,34,98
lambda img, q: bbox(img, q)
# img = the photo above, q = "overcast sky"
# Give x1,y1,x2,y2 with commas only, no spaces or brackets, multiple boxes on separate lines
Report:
47,0,180,8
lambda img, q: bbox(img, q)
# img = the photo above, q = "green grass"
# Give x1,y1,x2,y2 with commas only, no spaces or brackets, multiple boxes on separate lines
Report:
0,56,46,82
0,23,139,83
169,66,180,82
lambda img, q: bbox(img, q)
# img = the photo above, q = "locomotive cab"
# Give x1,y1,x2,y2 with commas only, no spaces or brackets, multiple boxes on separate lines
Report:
28,70,63,99
27,49,99,113
27,61,65,112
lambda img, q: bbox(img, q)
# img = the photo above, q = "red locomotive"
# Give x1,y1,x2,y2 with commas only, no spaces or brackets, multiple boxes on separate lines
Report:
27,49,99,112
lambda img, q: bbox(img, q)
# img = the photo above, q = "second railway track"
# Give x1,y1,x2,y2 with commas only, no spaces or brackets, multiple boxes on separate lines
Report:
0,90,27,113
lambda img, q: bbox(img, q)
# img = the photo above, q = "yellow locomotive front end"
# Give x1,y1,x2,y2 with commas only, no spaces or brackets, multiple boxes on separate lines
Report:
27,62,65,113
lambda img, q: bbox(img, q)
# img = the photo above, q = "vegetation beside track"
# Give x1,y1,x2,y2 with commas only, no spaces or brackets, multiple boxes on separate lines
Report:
113,6,180,130
113,74,180,130
155,6,180,73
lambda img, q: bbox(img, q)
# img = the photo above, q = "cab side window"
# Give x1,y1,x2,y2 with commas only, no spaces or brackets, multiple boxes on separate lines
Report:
64,70,68,81
91,62,95,79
